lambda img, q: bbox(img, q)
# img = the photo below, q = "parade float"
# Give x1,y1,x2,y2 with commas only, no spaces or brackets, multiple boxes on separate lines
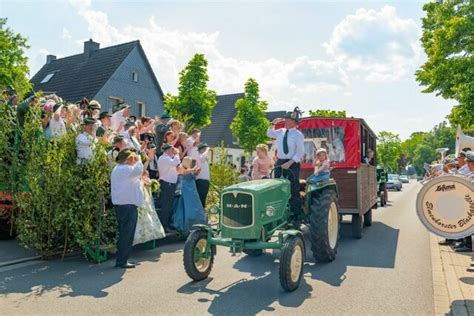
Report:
183,113,379,291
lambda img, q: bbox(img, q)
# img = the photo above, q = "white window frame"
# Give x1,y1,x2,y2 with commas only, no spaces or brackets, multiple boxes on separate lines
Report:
131,70,139,82
41,72,56,83
108,96,123,112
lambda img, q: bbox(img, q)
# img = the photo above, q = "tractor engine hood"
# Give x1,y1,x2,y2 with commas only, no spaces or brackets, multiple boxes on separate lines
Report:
223,179,290,195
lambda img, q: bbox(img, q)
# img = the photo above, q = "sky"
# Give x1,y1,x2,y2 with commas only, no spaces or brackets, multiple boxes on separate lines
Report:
1,0,454,139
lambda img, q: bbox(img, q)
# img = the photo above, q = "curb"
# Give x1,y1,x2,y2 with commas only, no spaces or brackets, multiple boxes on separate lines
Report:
430,234,471,315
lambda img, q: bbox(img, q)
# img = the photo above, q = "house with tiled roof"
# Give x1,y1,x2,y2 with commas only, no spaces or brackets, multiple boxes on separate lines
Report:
201,92,286,167
30,39,165,117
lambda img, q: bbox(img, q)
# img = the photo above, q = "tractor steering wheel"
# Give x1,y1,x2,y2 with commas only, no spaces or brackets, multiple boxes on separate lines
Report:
270,165,296,180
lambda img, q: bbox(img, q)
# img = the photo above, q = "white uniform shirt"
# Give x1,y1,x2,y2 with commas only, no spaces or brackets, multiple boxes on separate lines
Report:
196,150,210,181
49,117,67,138
76,132,97,164
458,164,470,175
186,137,199,160
111,109,127,133
158,153,180,184
267,127,305,162
111,160,144,207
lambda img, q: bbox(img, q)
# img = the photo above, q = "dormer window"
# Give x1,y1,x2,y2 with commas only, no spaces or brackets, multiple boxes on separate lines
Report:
41,72,55,83
131,70,138,82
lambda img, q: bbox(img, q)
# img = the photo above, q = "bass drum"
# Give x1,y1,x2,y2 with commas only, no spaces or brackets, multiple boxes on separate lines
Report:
416,175,473,239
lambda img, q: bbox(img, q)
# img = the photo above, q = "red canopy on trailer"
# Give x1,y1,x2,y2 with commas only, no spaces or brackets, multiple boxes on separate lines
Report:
274,117,376,170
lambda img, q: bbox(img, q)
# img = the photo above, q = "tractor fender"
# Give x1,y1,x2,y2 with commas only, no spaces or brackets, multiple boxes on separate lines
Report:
307,181,339,200
281,229,306,249
192,224,213,232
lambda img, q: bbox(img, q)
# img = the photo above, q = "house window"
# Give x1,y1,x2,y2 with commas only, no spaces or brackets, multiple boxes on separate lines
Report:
108,96,123,112
137,102,145,117
131,70,139,82
40,72,55,83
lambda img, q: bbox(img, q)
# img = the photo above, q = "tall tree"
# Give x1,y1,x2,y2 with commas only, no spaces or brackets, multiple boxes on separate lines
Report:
0,18,32,98
401,132,427,162
416,0,474,128
377,131,402,172
165,54,217,132
230,78,269,153
309,109,346,118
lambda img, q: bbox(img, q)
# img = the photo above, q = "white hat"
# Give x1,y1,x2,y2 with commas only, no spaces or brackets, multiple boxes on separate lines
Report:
316,148,327,155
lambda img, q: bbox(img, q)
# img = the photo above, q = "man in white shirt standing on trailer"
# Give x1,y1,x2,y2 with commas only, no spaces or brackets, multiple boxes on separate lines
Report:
267,109,305,227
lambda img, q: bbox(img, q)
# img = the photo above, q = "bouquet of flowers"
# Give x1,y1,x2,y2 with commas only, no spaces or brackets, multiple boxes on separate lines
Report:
149,179,160,194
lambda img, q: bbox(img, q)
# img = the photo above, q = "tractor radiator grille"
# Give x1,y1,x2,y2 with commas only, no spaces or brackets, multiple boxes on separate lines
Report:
222,192,253,228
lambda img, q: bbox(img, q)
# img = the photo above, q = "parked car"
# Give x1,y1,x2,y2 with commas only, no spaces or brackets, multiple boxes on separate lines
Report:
399,175,409,183
386,174,402,191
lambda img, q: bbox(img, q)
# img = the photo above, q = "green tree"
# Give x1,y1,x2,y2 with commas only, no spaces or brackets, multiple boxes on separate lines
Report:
377,131,402,171
401,132,427,162
416,0,474,128
409,122,456,174
165,54,217,132
230,78,269,153
308,109,346,118
0,18,32,98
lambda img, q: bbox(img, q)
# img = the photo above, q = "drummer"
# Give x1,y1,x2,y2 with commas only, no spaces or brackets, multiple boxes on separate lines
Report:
267,109,304,226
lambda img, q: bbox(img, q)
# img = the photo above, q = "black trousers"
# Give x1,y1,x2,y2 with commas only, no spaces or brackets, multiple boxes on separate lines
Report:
275,159,302,217
158,180,177,229
196,179,210,208
115,204,138,266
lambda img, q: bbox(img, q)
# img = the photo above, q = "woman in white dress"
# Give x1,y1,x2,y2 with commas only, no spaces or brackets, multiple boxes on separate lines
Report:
133,147,166,245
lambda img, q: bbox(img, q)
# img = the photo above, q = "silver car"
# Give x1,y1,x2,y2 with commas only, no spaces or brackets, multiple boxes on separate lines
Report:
386,174,402,191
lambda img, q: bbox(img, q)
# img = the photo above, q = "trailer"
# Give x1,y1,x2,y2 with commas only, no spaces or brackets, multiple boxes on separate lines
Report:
295,117,378,238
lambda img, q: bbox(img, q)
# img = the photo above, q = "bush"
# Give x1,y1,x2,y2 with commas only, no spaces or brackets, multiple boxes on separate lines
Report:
13,103,115,258
207,144,238,221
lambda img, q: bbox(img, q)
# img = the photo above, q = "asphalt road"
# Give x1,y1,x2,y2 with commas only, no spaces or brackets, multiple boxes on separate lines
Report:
0,181,433,315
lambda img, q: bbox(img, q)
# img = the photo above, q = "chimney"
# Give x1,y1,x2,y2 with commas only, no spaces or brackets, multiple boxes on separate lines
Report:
46,54,57,64
84,39,100,58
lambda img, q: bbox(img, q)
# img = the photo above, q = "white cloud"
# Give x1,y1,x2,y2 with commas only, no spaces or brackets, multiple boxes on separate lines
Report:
323,5,421,82
68,4,348,111
62,28,72,39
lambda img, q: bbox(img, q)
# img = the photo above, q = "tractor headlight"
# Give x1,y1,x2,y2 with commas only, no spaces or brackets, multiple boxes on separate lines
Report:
265,206,275,217
209,204,219,214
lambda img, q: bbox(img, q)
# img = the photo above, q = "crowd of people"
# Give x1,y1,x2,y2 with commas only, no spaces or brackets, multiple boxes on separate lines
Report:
5,90,292,269
425,149,474,272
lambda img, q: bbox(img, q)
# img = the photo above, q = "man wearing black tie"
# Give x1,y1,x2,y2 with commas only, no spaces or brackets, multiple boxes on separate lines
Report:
267,110,305,226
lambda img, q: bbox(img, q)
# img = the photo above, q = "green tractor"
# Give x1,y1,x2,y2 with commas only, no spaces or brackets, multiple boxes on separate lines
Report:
183,173,340,292
376,167,388,207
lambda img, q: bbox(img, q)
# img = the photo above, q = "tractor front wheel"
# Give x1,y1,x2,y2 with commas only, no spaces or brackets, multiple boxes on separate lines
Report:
183,230,215,281
279,234,305,292
309,189,340,262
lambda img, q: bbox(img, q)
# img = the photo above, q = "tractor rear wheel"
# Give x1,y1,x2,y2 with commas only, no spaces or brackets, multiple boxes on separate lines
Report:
279,234,305,292
183,230,215,281
309,189,340,262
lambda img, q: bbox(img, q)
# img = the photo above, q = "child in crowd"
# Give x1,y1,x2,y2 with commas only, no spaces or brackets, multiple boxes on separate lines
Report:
252,144,274,180
307,148,331,183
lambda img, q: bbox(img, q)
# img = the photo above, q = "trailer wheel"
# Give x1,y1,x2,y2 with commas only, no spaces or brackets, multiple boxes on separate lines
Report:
364,209,373,227
379,192,386,207
309,189,340,262
183,230,215,281
279,234,305,292
352,214,363,239
243,249,263,257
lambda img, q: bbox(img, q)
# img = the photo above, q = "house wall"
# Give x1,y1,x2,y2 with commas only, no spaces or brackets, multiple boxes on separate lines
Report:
94,46,164,117
209,147,253,169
